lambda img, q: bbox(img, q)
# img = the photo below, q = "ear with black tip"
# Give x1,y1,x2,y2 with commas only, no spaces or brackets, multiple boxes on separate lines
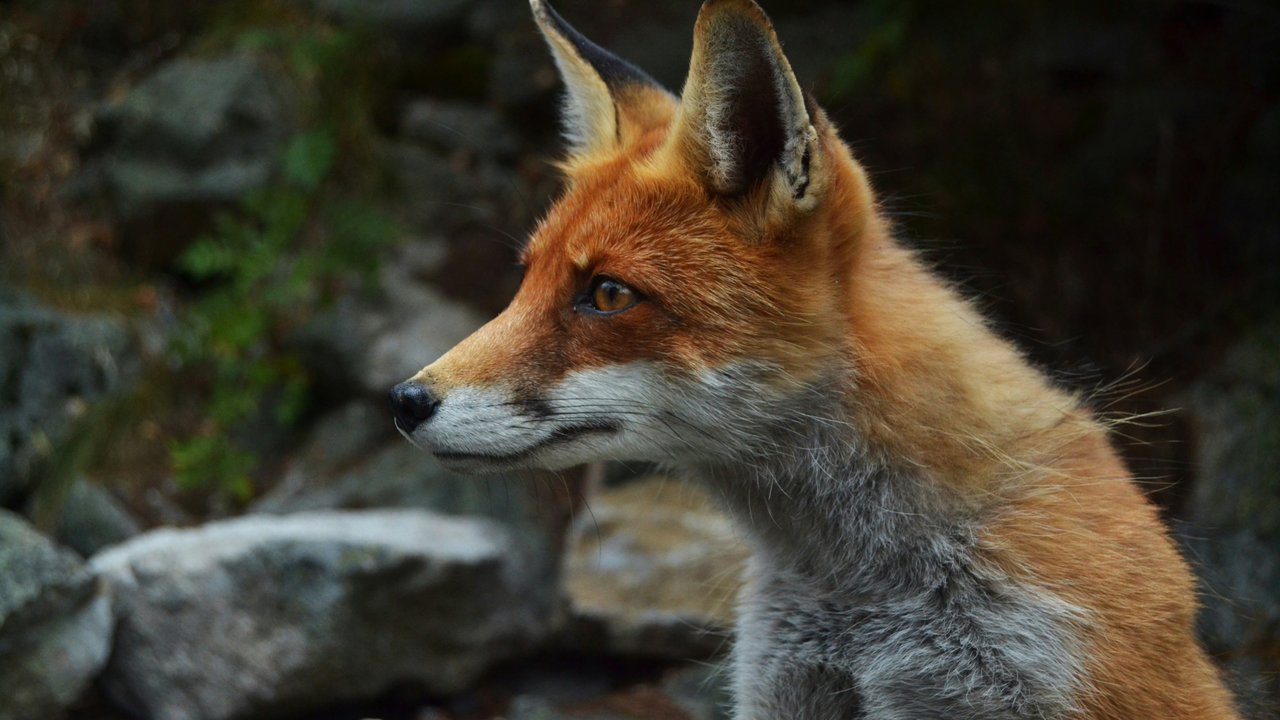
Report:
668,0,819,202
530,0,675,157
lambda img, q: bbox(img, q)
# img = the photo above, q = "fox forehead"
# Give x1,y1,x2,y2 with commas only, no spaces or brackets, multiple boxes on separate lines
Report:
524,160,718,268
520,157,806,309
521,174,723,309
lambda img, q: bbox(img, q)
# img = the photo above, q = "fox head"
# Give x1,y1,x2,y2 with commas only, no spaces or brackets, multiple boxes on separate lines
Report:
392,0,882,474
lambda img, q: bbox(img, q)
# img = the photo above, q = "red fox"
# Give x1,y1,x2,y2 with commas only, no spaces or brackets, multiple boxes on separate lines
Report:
390,1,1241,717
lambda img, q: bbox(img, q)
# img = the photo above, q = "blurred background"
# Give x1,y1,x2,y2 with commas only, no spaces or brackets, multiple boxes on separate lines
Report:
0,0,1276,718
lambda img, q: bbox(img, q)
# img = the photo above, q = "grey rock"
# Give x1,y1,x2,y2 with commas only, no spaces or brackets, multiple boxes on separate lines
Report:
1180,526,1279,717
296,240,487,396
140,487,195,529
252,401,565,640
252,401,392,510
1182,316,1280,714
391,141,532,234
400,99,520,160
27,479,142,558
0,129,45,168
504,661,730,720
0,291,133,507
93,53,293,220
255,416,531,526
0,510,115,720
561,478,745,660
92,509,549,720
1185,319,1280,534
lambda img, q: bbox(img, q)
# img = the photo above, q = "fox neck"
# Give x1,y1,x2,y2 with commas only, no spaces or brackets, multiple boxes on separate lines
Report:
687,149,1084,593
689,380,974,596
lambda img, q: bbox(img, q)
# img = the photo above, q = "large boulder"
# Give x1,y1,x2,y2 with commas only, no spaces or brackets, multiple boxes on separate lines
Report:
560,478,746,660
1181,317,1280,715
0,291,133,507
250,400,393,513
0,510,115,720
254,402,533,526
92,509,550,720
86,53,294,265
252,401,569,642
25,478,142,559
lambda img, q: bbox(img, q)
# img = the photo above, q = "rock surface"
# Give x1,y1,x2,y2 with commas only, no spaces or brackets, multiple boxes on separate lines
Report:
93,53,293,219
252,400,570,649
0,510,114,720
92,509,550,720
297,240,488,396
29,479,142,558
0,291,133,507
562,478,746,660
506,661,730,720
254,404,533,527
82,52,294,267
1182,317,1280,715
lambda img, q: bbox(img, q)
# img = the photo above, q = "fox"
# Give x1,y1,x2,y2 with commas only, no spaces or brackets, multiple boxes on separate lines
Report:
389,0,1241,717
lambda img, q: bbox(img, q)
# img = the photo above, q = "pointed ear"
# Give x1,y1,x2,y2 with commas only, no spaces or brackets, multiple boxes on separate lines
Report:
530,0,676,158
668,0,820,202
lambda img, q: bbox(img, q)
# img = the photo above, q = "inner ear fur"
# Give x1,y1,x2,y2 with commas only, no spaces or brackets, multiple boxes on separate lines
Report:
530,0,676,158
666,0,820,204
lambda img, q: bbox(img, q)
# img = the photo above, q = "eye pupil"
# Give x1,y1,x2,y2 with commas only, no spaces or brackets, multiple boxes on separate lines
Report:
590,278,635,313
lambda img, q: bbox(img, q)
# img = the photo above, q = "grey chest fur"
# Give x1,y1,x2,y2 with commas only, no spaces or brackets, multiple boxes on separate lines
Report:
697,454,1087,720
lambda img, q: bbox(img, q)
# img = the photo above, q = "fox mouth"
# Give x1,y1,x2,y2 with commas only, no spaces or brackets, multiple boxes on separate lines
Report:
424,420,620,465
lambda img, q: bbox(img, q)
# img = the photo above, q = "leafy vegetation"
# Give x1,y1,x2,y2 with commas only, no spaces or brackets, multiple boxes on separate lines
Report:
167,21,396,502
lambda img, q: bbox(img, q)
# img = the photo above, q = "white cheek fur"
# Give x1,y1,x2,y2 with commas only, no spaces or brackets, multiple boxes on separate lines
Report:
408,361,779,472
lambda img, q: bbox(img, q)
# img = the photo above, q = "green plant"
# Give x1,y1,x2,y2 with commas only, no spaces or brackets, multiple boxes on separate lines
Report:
169,21,396,503
171,129,394,501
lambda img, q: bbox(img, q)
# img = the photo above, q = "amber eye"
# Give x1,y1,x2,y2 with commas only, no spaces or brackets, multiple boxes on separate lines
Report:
588,278,638,314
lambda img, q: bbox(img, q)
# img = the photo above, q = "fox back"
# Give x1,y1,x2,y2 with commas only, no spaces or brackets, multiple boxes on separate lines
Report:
390,1,1240,717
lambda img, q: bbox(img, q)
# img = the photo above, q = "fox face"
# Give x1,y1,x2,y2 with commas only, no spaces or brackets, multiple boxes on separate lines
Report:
392,0,864,474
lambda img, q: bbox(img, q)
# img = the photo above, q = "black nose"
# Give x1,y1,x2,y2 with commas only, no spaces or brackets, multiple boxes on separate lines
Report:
389,381,440,433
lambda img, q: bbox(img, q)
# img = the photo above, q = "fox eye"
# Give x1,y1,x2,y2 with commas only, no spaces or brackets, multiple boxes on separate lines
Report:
583,277,638,315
